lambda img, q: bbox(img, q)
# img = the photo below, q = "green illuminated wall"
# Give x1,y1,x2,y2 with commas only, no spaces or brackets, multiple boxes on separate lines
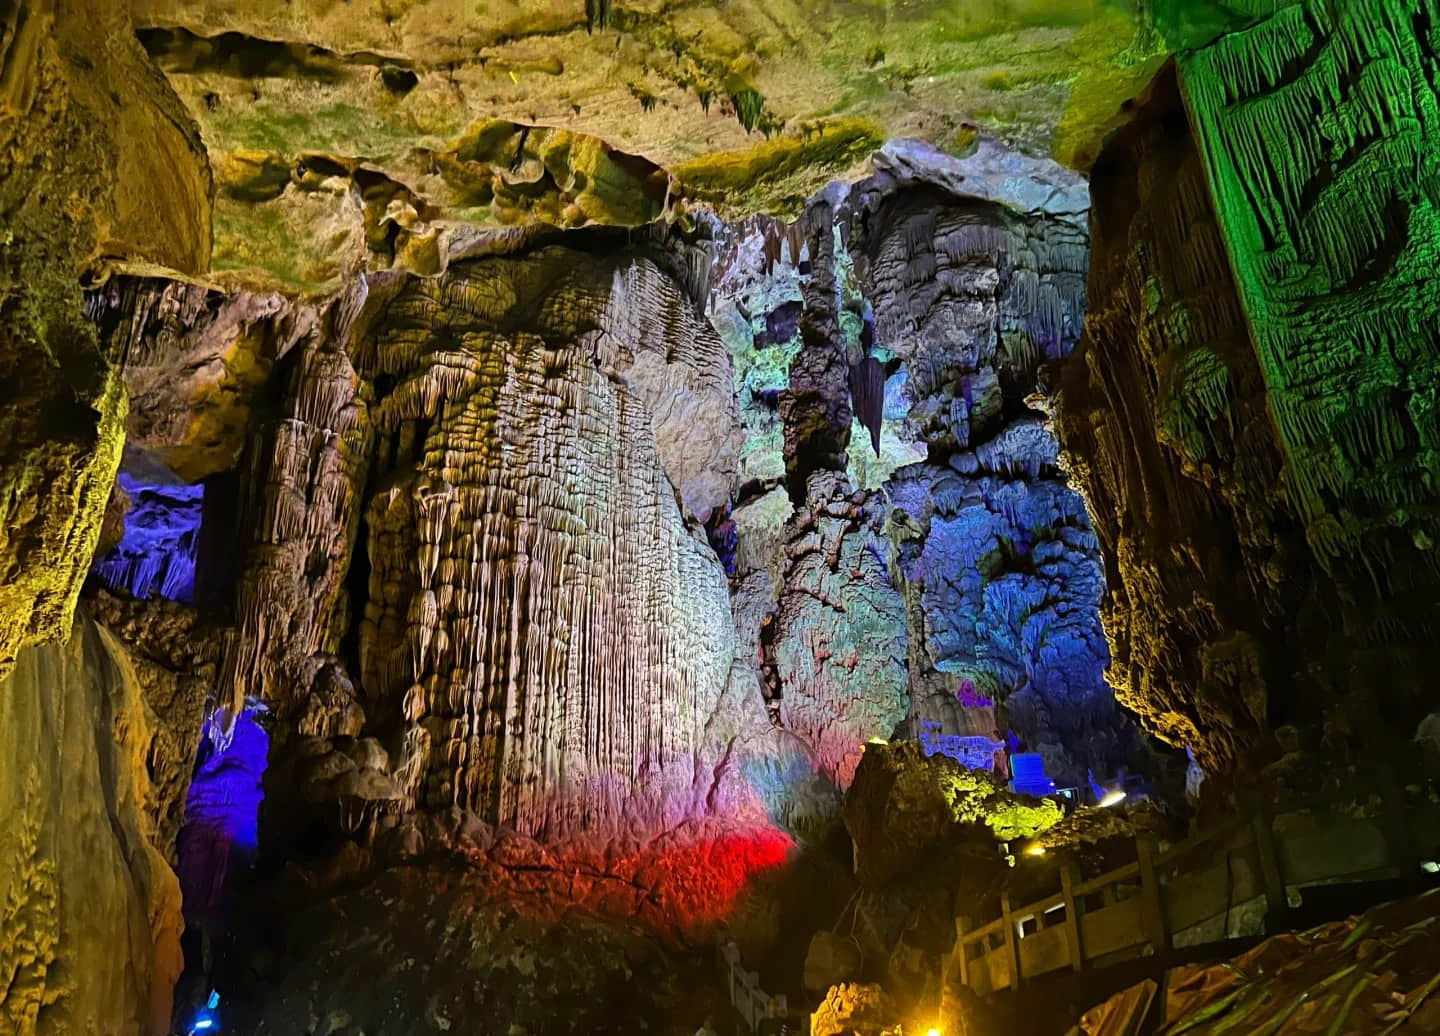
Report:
1180,0,1440,641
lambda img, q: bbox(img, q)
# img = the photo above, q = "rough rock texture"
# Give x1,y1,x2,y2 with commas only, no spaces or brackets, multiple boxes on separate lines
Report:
840,140,1137,788
0,610,185,1035
704,140,1142,796
94,278,317,482
0,0,210,679
843,740,1060,890
1055,67,1302,776
780,198,853,501
354,247,749,836
88,589,222,860
128,0,1167,288
773,472,909,787
219,284,374,723
1177,3,1440,751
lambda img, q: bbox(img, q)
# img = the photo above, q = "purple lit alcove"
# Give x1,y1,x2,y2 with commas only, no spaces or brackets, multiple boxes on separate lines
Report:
92,473,205,602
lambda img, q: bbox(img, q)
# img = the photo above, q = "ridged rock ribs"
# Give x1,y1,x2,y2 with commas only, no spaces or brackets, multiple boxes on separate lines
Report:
354,249,745,837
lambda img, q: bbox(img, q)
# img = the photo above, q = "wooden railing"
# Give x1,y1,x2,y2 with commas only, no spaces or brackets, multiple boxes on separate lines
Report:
719,942,797,1035
951,794,1417,995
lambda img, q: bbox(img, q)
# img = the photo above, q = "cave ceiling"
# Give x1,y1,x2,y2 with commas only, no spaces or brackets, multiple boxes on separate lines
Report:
127,0,1173,292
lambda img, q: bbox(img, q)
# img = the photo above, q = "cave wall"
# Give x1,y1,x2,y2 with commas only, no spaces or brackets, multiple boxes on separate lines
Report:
1060,3,1440,779
0,0,210,678
1055,66,1304,775
0,609,187,1035
1178,1,1440,728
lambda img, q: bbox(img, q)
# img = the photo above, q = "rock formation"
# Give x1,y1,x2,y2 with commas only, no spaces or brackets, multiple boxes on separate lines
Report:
1058,5,1440,779
1055,66,1299,777
126,0,1162,290
0,610,187,1035
0,0,209,679
6,3,1440,1033
352,245,749,836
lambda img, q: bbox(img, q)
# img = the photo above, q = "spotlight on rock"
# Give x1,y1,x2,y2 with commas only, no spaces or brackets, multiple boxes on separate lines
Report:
1099,788,1127,808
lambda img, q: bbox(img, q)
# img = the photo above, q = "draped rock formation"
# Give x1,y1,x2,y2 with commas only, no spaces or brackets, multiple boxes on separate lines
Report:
1057,4,1440,777
354,247,747,836
0,610,187,1034
1176,2,1440,750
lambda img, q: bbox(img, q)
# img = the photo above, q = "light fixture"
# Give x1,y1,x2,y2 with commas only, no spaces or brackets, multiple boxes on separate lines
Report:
928,1029,942,1036
1421,860,1439,874
1024,842,1046,857
867,737,888,745
1099,788,1127,808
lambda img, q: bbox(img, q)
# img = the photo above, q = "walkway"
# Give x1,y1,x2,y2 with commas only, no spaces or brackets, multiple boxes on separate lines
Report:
952,792,1423,995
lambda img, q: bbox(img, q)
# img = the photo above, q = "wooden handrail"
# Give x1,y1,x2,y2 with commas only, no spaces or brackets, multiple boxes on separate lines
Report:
953,792,1410,984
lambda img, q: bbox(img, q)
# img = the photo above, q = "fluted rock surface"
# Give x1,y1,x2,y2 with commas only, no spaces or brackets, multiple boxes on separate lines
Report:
1176,3,1440,751
353,247,748,837
1055,68,1298,775
0,610,185,1034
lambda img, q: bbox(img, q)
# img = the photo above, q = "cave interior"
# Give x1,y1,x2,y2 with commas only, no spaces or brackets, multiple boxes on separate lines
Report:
2,2,1440,1035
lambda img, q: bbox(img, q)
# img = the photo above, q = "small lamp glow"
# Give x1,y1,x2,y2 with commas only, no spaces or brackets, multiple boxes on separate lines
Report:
1024,842,1047,857
867,737,888,745
1099,789,1127,808
927,1029,942,1036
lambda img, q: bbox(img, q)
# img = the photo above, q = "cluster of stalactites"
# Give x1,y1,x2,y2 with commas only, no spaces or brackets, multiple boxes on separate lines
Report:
353,254,736,838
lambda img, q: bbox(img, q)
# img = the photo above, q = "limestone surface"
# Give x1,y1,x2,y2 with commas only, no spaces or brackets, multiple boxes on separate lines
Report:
0,611,185,1034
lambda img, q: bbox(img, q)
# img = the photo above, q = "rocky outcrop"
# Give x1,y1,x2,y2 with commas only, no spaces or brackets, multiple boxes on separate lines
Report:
0,610,186,1034
703,140,1144,796
838,140,1138,788
0,0,210,679
772,472,909,787
95,279,316,483
127,0,1163,288
219,283,374,723
1055,67,1298,777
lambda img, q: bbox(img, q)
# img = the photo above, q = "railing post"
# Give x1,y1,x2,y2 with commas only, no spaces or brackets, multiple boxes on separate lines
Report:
1000,891,1022,989
955,915,971,987
1250,801,1286,926
1378,765,1418,873
1060,865,1084,972
1135,836,1168,956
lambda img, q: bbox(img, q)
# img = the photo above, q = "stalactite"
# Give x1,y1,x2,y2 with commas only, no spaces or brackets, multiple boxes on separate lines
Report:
1180,0,1440,622
848,356,885,456
355,247,745,838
